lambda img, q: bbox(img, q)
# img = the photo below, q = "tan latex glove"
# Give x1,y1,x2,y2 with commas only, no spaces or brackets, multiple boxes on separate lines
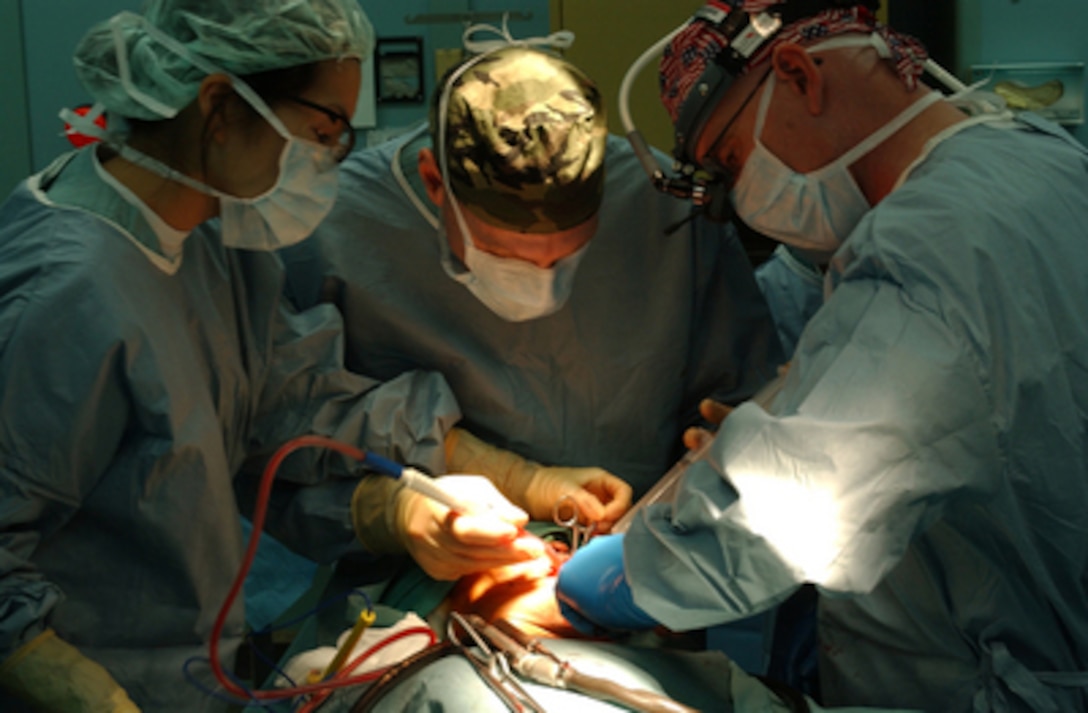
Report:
352,473,547,581
682,398,735,450
444,428,633,530
351,474,409,555
0,629,140,712
683,364,792,450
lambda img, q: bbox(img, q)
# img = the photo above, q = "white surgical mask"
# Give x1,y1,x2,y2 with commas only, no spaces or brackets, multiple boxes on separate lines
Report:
213,95,340,251
448,234,587,322
731,37,942,252
125,79,340,252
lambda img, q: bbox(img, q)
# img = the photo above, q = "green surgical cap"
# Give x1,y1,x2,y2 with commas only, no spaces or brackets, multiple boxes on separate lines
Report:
436,47,608,233
74,0,374,120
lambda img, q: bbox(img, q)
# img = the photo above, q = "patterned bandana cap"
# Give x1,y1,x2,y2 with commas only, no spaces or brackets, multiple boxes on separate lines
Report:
659,1,929,124
436,47,608,233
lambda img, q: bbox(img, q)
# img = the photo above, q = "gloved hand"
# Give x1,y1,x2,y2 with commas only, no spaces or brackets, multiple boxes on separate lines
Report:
445,427,633,527
555,534,658,635
683,397,735,450
0,629,140,712
352,473,547,581
685,367,794,449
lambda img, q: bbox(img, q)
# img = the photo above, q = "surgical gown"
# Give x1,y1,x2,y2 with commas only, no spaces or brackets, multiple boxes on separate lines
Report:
281,131,783,498
755,243,826,357
625,114,1088,712
0,148,461,711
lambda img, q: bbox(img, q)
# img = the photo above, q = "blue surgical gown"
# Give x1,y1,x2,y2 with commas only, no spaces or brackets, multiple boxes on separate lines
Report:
281,131,783,498
755,243,825,357
0,148,461,711
625,114,1088,712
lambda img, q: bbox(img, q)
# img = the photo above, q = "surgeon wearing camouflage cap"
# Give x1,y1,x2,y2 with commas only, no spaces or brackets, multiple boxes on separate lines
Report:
421,46,609,322
342,46,624,587
344,49,633,586
281,38,783,610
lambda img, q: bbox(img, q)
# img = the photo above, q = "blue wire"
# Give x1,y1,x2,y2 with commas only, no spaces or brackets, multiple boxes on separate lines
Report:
250,643,300,690
182,655,273,708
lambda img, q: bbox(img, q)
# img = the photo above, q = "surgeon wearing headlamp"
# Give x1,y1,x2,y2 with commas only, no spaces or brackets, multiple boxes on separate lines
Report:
556,2,1088,711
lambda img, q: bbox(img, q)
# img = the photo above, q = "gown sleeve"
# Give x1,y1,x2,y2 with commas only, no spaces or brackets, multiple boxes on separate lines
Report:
0,244,133,658
625,275,1001,630
233,255,462,563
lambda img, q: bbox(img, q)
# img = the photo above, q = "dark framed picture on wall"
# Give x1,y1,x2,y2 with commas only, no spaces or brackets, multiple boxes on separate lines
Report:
375,37,424,104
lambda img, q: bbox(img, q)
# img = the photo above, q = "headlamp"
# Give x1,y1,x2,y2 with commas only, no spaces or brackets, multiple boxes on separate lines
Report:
672,8,782,170
619,1,880,224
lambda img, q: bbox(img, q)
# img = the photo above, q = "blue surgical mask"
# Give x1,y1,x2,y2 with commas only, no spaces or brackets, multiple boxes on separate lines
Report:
731,37,942,252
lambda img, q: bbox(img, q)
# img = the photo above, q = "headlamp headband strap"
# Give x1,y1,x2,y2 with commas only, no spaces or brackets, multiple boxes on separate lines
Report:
695,6,783,77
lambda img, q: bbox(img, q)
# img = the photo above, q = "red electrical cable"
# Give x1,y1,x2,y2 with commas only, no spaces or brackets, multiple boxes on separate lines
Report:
207,434,436,704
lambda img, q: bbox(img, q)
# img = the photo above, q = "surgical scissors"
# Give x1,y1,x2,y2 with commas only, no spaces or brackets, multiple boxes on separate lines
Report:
552,494,597,553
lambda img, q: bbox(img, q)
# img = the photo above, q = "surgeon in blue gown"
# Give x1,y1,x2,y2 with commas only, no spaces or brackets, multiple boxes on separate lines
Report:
0,2,560,711
280,45,784,549
557,4,1088,712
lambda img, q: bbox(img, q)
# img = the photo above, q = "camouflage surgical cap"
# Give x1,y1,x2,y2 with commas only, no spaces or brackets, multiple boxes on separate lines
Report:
434,46,608,233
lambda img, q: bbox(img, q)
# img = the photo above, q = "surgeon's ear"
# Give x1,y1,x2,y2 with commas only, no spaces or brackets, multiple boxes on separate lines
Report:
197,74,236,145
417,148,446,208
772,44,824,116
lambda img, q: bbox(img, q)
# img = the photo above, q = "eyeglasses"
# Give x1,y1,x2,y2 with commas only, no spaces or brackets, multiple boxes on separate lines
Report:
289,96,355,162
699,67,772,187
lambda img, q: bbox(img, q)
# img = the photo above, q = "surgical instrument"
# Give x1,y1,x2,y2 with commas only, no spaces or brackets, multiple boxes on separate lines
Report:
552,494,597,552
469,615,700,713
447,612,547,713
361,450,494,517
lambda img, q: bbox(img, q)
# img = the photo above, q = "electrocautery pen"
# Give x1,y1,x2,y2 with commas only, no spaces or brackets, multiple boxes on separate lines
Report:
362,451,488,516
367,452,570,570
363,449,557,565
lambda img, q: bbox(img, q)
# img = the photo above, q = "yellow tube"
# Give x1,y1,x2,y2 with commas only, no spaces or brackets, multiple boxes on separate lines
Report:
321,607,377,680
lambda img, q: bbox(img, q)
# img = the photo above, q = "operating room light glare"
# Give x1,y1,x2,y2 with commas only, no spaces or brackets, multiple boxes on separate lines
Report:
731,471,841,583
